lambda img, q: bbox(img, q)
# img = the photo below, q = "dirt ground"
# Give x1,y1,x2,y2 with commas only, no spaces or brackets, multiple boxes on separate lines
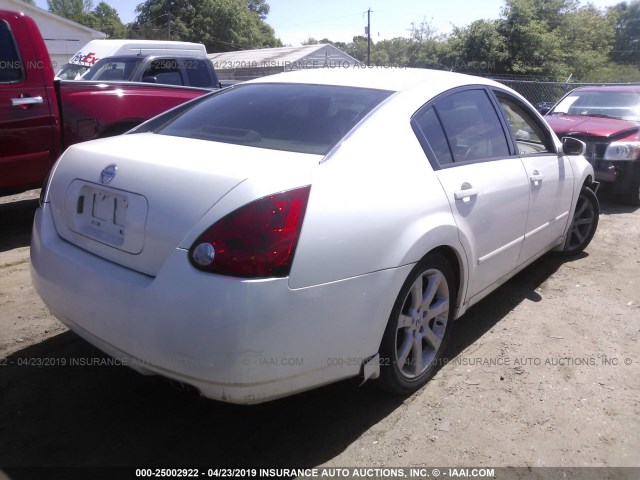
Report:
0,188,638,476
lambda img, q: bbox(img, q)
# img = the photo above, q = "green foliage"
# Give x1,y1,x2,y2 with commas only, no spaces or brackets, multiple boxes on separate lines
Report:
405,19,446,68
341,35,368,63
90,2,126,38
610,1,640,66
47,0,126,38
50,0,640,81
498,0,569,77
317,0,640,82
441,20,509,73
129,0,281,51
47,0,93,20
247,0,270,20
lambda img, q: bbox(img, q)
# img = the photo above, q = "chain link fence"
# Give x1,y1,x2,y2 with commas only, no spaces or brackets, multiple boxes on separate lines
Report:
485,74,640,109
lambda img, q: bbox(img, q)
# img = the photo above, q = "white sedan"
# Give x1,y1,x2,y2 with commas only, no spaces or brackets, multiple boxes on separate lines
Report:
31,68,599,404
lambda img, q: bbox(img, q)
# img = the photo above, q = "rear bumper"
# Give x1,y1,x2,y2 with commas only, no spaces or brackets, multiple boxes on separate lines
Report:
31,205,409,404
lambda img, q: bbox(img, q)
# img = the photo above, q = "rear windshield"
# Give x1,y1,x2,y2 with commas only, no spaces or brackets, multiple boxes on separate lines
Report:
156,83,393,155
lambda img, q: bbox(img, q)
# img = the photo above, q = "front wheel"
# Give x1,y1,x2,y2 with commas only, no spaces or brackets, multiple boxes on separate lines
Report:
560,186,599,255
379,253,456,395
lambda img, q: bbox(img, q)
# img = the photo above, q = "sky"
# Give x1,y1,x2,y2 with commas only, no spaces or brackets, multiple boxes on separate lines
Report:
33,0,624,46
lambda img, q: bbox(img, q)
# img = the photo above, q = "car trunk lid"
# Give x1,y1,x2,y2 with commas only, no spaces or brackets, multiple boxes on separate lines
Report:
47,133,318,276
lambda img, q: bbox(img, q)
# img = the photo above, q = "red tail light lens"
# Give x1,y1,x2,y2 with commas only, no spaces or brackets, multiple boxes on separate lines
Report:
189,186,311,278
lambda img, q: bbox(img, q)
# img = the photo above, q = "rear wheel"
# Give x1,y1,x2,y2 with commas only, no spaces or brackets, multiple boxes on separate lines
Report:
560,187,599,255
379,253,455,395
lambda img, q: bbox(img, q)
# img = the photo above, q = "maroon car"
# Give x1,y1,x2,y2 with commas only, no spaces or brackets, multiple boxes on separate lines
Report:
545,86,640,205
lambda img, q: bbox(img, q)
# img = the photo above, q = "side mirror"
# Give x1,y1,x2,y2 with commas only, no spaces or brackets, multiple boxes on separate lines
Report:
142,76,157,83
538,107,551,115
562,137,586,156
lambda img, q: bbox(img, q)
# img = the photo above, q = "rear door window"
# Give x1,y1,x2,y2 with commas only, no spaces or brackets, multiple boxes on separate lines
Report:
183,59,216,87
0,20,24,83
142,59,184,86
435,89,510,164
413,106,453,166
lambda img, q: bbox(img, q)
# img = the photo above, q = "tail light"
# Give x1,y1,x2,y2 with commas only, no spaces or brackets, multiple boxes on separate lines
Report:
189,186,311,278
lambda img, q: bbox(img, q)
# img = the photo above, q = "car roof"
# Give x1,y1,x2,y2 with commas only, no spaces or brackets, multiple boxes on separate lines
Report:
570,85,640,93
246,67,506,93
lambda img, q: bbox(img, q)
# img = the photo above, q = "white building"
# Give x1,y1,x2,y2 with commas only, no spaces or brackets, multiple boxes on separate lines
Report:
0,0,105,69
209,44,363,83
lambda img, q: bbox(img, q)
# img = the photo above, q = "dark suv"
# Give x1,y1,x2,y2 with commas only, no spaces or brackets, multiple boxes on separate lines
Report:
545,86,640,205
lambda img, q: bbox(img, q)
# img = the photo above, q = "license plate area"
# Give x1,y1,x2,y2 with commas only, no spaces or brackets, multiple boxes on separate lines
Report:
64,180,148,254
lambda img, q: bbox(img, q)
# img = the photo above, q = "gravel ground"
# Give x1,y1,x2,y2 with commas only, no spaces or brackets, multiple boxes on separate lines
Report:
0,189,638,476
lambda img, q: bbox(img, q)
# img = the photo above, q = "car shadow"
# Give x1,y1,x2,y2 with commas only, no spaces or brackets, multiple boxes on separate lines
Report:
597,190,639,215
0,331,404,471
0,198,39,252
445,253,571,360
0,253,575,473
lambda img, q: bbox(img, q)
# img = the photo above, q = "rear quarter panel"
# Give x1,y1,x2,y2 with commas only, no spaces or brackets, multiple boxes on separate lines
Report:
288,90,466,291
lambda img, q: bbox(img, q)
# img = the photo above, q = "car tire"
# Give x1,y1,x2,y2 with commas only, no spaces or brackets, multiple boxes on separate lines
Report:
560,186,599,255
379,253,456,395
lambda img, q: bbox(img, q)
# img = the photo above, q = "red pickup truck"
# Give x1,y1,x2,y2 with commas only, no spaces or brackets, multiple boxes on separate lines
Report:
0,10,215,195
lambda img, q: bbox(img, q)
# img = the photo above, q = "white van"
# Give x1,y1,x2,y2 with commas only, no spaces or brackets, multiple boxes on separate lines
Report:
56,39,207,80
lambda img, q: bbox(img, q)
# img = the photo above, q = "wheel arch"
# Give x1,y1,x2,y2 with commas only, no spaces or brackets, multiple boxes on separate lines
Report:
393,220,469,319
582,174,598,192
428,245,465,318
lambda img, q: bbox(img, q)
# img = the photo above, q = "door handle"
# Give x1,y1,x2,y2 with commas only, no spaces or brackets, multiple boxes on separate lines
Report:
454,182,479,201
530,170,544,184
11,96,44,108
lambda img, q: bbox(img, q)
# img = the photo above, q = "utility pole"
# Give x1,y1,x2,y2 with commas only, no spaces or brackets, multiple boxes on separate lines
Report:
367,8,371,66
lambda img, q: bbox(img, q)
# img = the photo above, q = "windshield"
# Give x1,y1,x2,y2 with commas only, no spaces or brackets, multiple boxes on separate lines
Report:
549,90,640,122
56,63,90,80
82,57,143,81
156,83,393,155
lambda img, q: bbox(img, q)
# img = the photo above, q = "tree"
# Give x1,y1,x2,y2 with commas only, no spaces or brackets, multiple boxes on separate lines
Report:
47,0,93,21
406,19,445,69
247,0,269,20
372,38,412,66
559,4,616,80
442,20,509,74
90,2,126,38
130,0,280,51
21,0,36,5
341,35,368,62
47,0,126,37
497,0,578,77
610,1,640,65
